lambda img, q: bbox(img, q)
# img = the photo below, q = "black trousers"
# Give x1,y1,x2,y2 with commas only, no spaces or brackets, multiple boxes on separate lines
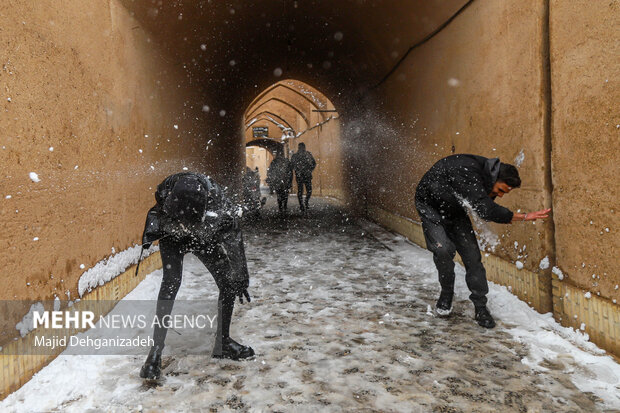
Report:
417,206,489,308
150,230,248,356
275,188,289,211
296,179,312,207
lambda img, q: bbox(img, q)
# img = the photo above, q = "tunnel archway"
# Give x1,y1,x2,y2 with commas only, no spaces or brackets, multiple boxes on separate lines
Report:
2,3,619,398
243,80,344,200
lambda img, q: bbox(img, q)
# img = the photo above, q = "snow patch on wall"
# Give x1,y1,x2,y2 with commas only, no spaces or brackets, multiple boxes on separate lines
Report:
15,302,45,337
514,149,525,167
552,266,565,280
539,256,550,270
77,244,159,297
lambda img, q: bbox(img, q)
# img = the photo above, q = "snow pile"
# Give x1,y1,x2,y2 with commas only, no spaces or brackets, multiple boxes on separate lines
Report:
15,302,45,337
539,256,550,270
77,244,158,297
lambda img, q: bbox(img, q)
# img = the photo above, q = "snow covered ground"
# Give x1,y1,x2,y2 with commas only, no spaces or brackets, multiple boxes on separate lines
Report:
2,198,619,412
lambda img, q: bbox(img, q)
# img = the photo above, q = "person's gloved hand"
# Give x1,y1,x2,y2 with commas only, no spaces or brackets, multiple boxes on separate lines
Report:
237,289,251,304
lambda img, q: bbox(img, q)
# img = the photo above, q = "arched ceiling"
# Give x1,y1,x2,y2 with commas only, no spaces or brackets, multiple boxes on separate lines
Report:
120,0,468,111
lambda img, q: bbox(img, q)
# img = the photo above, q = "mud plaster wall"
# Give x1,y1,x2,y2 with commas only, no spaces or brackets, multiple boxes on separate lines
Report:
359,1,555,278
0,0,222,309
549,0,619,302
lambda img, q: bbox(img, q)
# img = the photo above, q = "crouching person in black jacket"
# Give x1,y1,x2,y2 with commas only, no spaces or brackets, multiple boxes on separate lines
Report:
415,154,551,328
139,172,254,380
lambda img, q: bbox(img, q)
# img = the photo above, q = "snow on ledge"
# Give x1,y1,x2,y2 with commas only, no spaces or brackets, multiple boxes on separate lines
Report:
78,244,159,297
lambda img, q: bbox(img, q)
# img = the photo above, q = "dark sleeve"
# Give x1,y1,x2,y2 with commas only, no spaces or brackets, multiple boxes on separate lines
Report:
310,153,316,170
142,205,164,246
454,169,514,224
470,196,514,223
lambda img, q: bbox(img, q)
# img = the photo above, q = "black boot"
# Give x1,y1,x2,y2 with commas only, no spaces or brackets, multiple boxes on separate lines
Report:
474,306,496,328
140,349,162,380
213,337,255,360
435,291,453,317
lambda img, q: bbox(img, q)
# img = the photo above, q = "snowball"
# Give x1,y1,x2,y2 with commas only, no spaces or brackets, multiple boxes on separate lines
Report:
515,261,524,270
539,256,550,270
29,172,41,182
552,266,564,280
584,292,592,299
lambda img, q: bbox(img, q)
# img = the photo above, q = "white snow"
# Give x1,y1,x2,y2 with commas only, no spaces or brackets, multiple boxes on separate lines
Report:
15,302,45,337
539,256,550,270
29,172,41,182
3,210,619,411
584,292,592,299
552,266,565,280
77,244,158,297
514,149,525,167
515,260,524,270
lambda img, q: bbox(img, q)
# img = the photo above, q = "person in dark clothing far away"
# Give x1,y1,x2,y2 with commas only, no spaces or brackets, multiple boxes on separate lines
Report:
139,172,254,381
267,149,293,214
415,154,551,328
290,142,316,211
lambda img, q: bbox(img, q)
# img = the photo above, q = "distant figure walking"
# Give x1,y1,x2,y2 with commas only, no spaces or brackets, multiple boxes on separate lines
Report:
267,149,293,213
290,142,316,211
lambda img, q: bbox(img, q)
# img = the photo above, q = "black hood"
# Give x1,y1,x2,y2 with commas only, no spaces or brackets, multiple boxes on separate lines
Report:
484,157,501,190
163,176,206,222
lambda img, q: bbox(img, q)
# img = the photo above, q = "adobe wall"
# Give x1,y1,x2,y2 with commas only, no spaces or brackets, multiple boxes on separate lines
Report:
549,0,619,303
0,0,220,308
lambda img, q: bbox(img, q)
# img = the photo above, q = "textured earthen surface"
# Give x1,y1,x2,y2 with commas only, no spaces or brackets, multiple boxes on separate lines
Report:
0,0,220,305
549,0,620,302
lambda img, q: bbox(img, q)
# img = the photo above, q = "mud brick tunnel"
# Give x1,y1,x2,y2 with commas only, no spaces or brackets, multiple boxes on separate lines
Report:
0,0,618,402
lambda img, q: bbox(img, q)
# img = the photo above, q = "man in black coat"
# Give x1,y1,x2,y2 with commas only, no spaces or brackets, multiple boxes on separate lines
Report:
139,172,254,380
290,142,316,211
415,154,551,328
267,149,293,213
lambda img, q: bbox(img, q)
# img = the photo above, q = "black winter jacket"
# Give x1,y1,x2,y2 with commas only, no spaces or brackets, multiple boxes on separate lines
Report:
142,172,239,246
415,154,514,224
291,150,316,181
267,157,293,191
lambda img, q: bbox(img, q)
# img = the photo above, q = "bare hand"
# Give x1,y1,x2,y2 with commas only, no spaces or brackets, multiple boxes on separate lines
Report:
524,208,551,221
